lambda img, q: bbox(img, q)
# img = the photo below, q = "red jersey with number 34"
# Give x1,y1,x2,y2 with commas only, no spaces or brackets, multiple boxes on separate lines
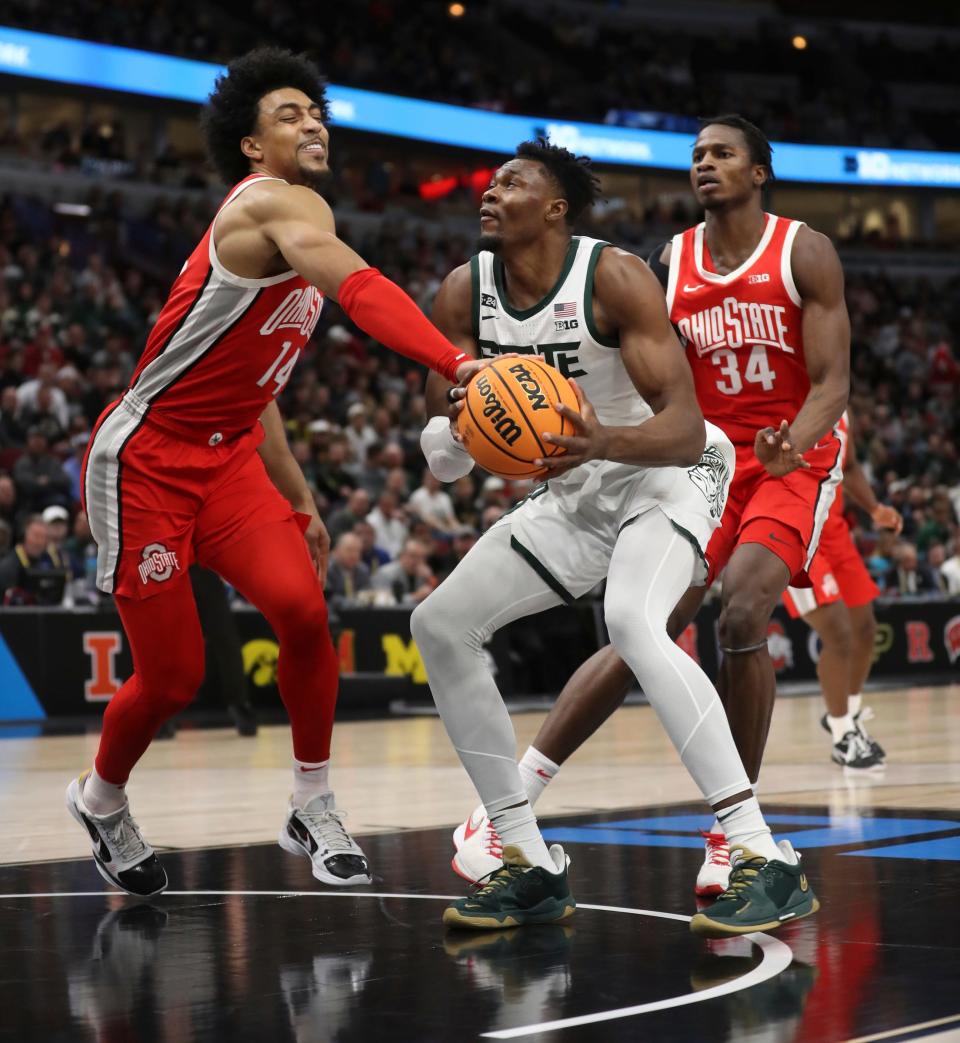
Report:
666,213,805,447
125,173,323,437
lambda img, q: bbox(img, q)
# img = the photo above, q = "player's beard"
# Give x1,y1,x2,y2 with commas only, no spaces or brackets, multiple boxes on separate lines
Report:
298,161,332,192
476,234,503,253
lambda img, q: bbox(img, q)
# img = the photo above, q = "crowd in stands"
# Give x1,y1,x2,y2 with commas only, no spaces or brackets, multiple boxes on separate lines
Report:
0,177,957,610
3,0,958,149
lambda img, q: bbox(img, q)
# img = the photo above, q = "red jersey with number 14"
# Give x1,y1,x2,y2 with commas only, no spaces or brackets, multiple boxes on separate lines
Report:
125,173,323,438
666,213,805,447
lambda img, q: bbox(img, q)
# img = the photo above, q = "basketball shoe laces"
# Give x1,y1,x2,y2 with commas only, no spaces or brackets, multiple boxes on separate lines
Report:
482,822,503,858
702,831,730,867
474,861,526,897
716,855,768,902
298,806,355,853
103,810,149,865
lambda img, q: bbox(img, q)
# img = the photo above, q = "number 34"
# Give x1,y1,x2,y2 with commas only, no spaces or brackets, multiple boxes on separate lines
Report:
713,344,776,395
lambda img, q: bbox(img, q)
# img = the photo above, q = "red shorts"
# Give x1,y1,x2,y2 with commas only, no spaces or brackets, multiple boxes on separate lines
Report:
82,396,299,599
705,436,843,586
782,512,880,617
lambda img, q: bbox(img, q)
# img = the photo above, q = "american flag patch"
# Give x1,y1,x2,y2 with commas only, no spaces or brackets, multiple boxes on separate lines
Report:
554,302,577,318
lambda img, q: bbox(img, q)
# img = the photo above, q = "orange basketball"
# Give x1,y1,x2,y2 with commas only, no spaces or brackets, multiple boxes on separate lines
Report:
457,356,580,479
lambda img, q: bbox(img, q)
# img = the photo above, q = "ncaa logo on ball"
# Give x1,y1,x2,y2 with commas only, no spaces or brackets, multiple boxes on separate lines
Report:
138,542,181,584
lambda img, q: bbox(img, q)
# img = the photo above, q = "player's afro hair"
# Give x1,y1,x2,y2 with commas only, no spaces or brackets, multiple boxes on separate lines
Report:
514,139,602,224
698,114,775,183
201,47,329,185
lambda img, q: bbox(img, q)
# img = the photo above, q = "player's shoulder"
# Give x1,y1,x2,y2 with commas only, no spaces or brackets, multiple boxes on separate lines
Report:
786,222,843,296
229,177,333,223
592,244,659,299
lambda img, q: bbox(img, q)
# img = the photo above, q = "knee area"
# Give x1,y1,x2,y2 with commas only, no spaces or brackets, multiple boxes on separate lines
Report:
271,588,330,642
853,613,877,647
140,657,205,711
819,615,853,652
410,596,445,652
604,592,658,658
719,594,770,648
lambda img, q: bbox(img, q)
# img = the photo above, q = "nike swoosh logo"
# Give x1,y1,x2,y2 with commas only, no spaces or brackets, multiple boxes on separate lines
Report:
683,283,706,292
463,811,486,842
535,768,553,780
480,315,497,321
716,808,736,823
299,765,325,772
768,532,790,545
800,874,809,892
81,812,112,864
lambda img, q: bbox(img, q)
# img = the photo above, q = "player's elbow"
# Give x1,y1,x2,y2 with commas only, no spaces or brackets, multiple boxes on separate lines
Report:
677,418,707,465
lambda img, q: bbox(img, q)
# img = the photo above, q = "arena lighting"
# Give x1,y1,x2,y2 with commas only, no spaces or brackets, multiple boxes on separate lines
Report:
792,35,808,50
448,2,466,16
2,25,960,188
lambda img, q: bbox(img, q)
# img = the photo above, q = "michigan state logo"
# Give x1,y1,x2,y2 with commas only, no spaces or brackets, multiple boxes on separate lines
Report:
687,445,730,520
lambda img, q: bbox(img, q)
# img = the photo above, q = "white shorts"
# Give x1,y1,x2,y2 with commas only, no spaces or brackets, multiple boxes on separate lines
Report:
496,421,735,602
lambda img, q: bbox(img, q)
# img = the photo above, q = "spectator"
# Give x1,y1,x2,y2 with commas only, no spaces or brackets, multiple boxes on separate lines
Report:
937,542,960,595
0,518,11,557
325,532,372,608
12,427,72,519
41,504,71,558
481,504,506,531
371,537,435,605
367,490,409,558
0,386,25,447
450,475,481,531
882,542,938,597
15,363,70,435
313,437,357,506
0,473,17,530
327,487,372,542
408,467,457,534
353,519,390,577
0,514,69,605
343,402,377,472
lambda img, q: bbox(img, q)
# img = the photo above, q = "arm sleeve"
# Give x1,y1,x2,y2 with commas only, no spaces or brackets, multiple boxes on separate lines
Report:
338,268,467,382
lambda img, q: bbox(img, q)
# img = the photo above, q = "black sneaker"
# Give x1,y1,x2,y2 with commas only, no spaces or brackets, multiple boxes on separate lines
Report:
829,727,885,772
66,773,168,897
820,711,885,761
442,844,575,930
278,793,372,887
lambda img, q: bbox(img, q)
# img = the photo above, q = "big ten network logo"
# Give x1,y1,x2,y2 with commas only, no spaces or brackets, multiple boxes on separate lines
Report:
83,632,123,702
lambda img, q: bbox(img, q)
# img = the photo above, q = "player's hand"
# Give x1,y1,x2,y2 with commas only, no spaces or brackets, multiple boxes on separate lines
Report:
754,420,811,477
453,352,522,387
871,503,903,534
303,512,331,585
535,380,607,477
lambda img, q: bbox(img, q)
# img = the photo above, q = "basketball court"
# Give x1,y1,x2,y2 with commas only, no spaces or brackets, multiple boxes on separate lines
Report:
3,683,959,1042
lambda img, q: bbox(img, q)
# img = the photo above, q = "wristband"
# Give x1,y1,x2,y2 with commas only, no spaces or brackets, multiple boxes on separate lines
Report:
420,415,475,482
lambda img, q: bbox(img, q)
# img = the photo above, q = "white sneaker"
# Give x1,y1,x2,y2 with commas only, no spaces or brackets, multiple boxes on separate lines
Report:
695,830,731,897
65,773,167,897
278,792,372,887
451,805,504,884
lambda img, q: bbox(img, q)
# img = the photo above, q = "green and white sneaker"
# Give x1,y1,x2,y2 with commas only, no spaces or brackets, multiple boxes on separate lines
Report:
689,840,819,937
442,844,575,930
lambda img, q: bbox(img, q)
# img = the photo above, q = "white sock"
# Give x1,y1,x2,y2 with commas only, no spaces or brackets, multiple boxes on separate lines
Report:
827,713,856,743
488,796,557,873
849,693,863,717
518,746,559,807
716,796,780,863
293,759,330,808
709,817,723,836
83,767,126,816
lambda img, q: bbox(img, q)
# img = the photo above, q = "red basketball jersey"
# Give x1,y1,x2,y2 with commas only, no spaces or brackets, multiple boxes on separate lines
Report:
125,174,323,437
825,409,850,524
666,213,806,447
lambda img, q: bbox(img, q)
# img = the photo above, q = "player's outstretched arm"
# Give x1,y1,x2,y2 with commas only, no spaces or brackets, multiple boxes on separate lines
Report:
252,182,484,385
539,249,706,473
783,226,850,453
842,420,904,533
257,399,329,581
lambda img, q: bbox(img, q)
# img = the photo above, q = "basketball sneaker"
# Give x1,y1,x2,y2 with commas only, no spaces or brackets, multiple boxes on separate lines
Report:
689,839,819,937
452,806,504,884
824,722,885,772
820,710,886,761
65,773,168,897
695,830,731,896
278,792,372,887
443,845,574,930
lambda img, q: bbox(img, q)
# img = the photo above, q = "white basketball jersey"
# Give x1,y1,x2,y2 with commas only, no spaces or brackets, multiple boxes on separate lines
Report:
472,237,652,428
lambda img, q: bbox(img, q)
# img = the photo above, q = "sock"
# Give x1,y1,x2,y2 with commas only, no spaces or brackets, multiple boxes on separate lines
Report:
827,713,856,743
293,759,330,808
849,693,863,717
709,817,723,835
716,796,781,863
488,795,557,873
83,766,126,816
518,746,559,807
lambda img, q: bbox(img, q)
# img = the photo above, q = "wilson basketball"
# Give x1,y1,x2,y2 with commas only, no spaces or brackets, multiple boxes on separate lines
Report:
457,356,580,479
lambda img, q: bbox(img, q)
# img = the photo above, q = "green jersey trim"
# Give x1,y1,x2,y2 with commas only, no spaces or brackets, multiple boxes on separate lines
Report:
584,241,619,349
510,534,576,605
469,255,480,343
492,237,579,321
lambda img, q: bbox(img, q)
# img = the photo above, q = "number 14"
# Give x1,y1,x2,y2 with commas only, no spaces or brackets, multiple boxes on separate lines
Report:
257,341,300,396
713,344,776,395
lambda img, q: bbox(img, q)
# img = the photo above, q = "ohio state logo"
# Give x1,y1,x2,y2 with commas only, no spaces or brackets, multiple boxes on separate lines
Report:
766,621,794,672
138,542,181,584
944,615,960,665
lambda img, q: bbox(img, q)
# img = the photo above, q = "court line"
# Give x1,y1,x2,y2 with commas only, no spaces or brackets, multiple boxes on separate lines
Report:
842,1013,960,1043
0,889,794,1038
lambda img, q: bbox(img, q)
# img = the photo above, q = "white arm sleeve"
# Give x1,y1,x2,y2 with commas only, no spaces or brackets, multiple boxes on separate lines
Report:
420,415,475,483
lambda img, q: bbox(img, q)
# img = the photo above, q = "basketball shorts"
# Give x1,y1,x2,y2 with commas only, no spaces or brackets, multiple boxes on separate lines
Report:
497,422,735,602
704,435,843,587
82,395,300,599
782,512,879,618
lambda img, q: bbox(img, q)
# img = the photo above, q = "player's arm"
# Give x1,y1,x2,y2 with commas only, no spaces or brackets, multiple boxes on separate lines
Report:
537,249,705,474
842,423,904,533
421,265,479,482
757,227,850,474
257,399,329,582
251,183,487,385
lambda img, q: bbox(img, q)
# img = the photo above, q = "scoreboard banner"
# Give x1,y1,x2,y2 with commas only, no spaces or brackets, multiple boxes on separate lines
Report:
2,26,960,188
0,599,957,721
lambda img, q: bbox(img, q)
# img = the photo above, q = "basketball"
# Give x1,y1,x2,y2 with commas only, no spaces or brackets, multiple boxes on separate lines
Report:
457,356,580,479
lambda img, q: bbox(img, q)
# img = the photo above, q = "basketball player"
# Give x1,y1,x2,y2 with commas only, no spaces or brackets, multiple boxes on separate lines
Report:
782,410,902,769
66,48,489,897
451,116,850,902
415,139,818,936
